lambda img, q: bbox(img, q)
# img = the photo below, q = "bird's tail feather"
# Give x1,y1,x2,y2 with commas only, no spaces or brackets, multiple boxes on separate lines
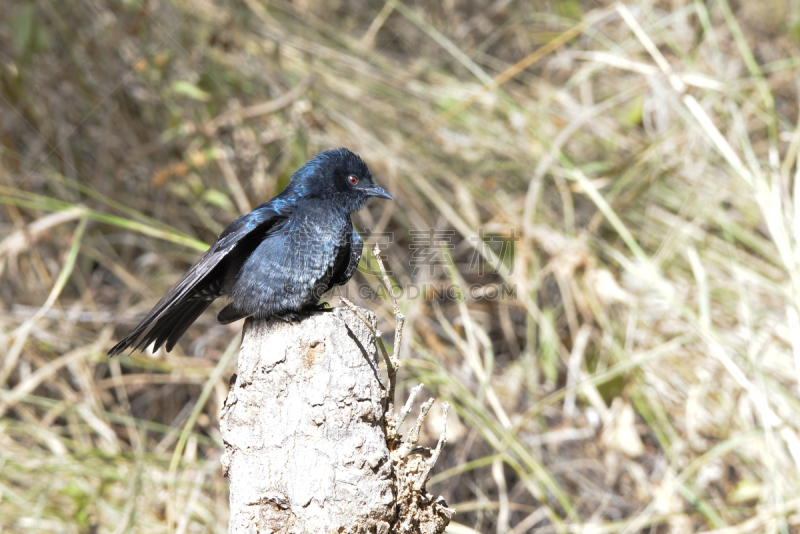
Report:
108,298,212,356
217,303,247,325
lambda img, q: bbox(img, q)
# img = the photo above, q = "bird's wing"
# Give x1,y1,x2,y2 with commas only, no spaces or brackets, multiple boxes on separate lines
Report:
330,227,363,287
108,202,291,355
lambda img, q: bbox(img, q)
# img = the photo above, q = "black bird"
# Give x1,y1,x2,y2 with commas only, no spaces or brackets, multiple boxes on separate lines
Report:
108,148,392,356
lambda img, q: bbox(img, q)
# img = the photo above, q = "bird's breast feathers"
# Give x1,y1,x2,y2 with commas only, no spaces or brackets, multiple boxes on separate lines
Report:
230,205,352,315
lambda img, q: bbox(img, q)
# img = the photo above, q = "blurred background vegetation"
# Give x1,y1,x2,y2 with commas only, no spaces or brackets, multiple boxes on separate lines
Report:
4,0,800,532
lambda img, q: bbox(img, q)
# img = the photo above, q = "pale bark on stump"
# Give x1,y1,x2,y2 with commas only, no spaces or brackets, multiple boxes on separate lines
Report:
220,307,451,533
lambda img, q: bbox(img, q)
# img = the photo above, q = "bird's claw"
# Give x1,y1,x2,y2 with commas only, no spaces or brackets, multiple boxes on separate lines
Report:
274,312,301,323
273,303,333,323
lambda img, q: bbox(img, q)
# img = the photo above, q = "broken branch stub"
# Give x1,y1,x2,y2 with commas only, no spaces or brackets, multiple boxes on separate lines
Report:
221,305,452,533
220,309,393,533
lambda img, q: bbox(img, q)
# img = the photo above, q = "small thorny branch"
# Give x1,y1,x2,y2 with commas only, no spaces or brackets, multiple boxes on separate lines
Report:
341,243,405,436
373,243,403,434
342,244,453,533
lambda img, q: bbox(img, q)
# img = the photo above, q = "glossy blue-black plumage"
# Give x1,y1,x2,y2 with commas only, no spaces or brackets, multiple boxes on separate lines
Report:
108,148,391,355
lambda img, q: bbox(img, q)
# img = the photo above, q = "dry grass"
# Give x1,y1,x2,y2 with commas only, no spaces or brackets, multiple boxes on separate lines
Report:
3,0,800,532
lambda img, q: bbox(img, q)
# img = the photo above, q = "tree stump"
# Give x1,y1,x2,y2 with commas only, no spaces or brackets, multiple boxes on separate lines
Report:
220,308,395,532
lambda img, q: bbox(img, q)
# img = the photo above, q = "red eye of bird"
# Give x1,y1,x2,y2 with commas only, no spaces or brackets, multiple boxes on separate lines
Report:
348,175,359,185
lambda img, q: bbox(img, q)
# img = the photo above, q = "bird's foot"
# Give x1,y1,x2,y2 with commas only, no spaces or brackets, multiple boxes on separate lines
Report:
311,302,334,313
273,303,333,323
274,312,302,323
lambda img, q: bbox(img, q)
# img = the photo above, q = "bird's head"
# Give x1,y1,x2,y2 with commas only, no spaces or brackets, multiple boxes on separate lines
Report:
287,148,393,211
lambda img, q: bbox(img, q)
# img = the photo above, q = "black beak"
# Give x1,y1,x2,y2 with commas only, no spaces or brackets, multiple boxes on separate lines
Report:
367,183,393,200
